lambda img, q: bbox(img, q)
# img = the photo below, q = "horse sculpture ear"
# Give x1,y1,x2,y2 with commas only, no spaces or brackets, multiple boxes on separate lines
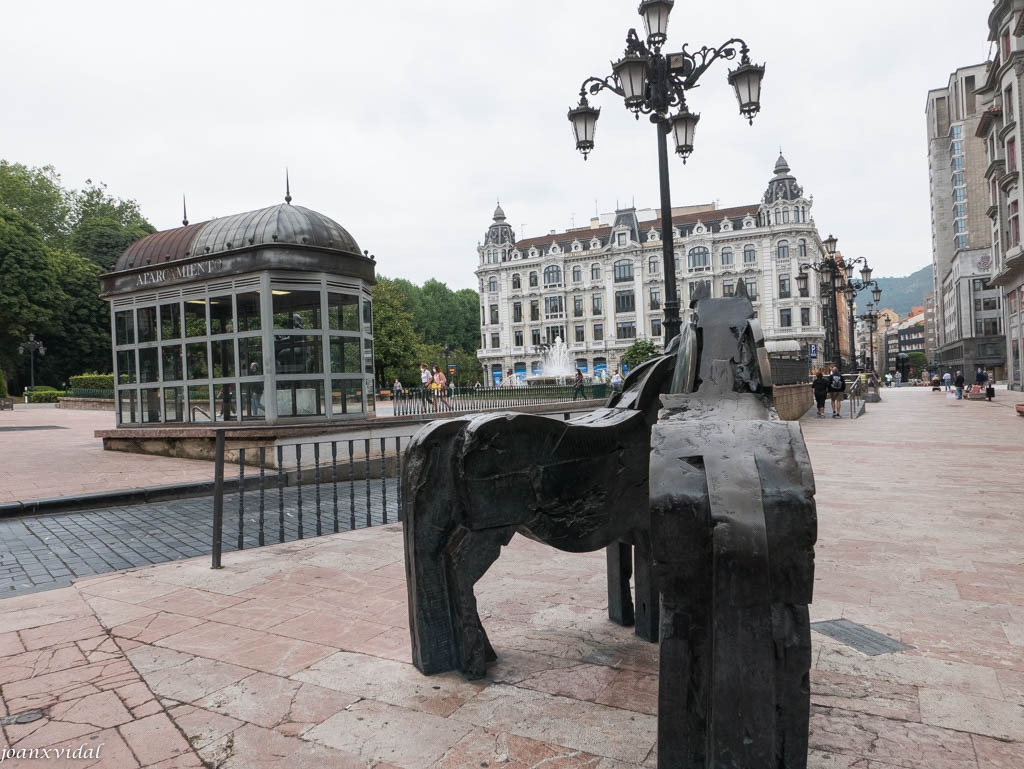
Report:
689,281,712,308
734,280,749,299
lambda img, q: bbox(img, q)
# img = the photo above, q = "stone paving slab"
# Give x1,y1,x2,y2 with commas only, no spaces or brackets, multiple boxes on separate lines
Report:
0,387,1021,767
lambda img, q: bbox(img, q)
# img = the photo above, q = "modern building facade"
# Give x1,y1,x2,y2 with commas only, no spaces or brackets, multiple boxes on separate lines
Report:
976,0,1024,389
100,201,377,425
475,155,830,383
927,63,1007,380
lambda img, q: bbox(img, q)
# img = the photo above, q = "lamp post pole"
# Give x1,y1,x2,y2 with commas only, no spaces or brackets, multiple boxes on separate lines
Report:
18,334,46,390
796,234,842,370
840,256,881,373
567,0,765,350
858,303,880,374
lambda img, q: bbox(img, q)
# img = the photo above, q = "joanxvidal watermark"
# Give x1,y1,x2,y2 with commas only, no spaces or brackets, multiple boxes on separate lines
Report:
0,744,103,762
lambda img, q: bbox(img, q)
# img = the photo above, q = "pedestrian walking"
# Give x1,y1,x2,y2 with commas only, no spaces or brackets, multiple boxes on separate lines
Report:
392,378,402,401
419,363,432,411
894,371,902,387
942,371,952,391
828,366,845,418
954,370,965,400
610,370,624,393
572,368,585,401
811,370,830,418
975,367,987,387
432,365,453,411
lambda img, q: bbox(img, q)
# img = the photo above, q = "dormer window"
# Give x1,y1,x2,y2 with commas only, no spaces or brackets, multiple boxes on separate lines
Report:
616,232,627,247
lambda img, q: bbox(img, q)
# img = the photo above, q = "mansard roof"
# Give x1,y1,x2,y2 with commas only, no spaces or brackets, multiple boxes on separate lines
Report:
763,153,804,204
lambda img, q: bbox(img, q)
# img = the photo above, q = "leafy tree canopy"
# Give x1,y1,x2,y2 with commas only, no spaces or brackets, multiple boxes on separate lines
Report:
0,161,73,248
620,338,660,370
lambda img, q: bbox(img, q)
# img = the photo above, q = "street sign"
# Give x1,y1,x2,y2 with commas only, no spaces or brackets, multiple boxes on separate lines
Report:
446,363,457,379
808,343,818,360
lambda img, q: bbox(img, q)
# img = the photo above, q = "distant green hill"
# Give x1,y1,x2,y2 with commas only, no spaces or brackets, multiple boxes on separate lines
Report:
871,265,933,318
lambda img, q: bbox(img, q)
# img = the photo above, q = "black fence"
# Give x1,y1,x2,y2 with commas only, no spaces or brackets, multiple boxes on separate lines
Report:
391,384,606,416
210,433,413,568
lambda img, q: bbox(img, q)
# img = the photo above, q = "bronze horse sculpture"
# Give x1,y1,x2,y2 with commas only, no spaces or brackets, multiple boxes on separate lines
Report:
402,285,817,769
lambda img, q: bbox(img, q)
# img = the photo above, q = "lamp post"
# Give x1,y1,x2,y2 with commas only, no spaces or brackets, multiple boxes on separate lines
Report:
857,303,882,374
796,234,843,370
18,334,46,390
839,258,881,372
567,0,765,348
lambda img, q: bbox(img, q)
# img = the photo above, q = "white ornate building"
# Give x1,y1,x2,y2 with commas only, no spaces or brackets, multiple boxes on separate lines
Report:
475,155,831,384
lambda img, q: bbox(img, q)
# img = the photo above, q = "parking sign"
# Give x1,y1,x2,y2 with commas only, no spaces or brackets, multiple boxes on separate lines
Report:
809,343,818,359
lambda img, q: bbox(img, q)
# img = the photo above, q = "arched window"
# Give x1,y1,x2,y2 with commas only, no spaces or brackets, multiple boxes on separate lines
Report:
572,265,582,282
544,265,563,286
613,259,634,282
798,239,807,258
782,207,790,224
648,256,659,274
688,247,710,270
777,240,789,259
720,247,733,266
529,271,538,288
743,245,756,264
591,263,601,280
511,273,521,290
488,276,498,292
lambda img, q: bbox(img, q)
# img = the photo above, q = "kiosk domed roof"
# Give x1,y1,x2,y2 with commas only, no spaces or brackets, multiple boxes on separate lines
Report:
114,203,362,272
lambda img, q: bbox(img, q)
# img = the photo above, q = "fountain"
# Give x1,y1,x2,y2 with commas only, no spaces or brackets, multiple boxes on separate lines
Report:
525,337,576,387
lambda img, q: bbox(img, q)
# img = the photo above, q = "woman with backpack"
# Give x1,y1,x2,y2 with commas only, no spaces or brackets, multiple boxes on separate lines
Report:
811,370,830,418
828,366,845,418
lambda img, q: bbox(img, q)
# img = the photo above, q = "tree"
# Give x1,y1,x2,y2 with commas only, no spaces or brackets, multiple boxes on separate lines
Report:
69,180,154,269
0,161,73,248
0,205,63,386
371,277,421,386
620,338,660,370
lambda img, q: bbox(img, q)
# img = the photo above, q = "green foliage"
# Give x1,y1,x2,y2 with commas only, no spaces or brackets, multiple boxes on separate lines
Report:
27,389,65,403
907,351,928,377
371,278,420,386
69,373,115,390
0,366,7,398
620,338,660,370
0,161,73,248
68,180,154,269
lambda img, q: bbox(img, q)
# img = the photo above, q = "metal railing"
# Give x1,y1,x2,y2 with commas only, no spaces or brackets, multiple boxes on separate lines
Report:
66,388,115,399
210,432,414,568
391,384,605,416
845,376,864,419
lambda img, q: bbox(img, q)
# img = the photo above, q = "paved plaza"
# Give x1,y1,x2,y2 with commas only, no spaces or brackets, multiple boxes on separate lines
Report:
0,387,1022,767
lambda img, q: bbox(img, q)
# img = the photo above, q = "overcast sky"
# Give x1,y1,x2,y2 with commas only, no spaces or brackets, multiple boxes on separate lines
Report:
1,0,992,290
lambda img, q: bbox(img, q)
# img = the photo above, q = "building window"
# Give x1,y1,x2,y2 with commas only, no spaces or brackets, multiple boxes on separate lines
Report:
1009,137,1018,173
720,247,733,266
530,300,540,321
529,271,538,287
951,156,964,171
532,329,541,346
573,296,584,316
575,325,585,342
951,125,962,139
744,277,758,299
572,265,582,282
614,260,634,282
1010,200,1020,246
798,239,807,258
722,281,734,296
651,318,662,337
512,274,521,290
743,245,756,264
544,296,564,317
955,234,968,249
616,321,636,340
594,323,604,341
616,232,627,247
688,247,710,270
798,277,809,298
546,326,565,345
650,288,661,310
953,203,966,218
488,276,498,292
615,290,635,313
780,308,792,327
778,274,791,298
953,188,966,201
491,333,500,348
1005,84,1014,118
591,263,601,280
952,172,964,187
777,240,789,259
801,307,811,327
688,280,712,299
648,256,659,274
544,265,563,286
592,294,603,315
490,305,498,324
514,330,523,346
513,302,522,323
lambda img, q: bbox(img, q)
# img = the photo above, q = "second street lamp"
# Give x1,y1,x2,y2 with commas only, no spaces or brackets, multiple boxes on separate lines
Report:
796,234,843,370
840,258,881,372
858,302,882,373
567,0,765,348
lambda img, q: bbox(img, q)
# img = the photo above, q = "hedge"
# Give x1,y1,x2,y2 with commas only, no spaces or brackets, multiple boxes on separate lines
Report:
27,390,66,403
0,367,7,398
68,373,115,390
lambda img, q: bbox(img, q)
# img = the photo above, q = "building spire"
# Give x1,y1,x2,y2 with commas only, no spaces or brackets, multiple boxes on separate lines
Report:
182,195,188,226
285,169,292,205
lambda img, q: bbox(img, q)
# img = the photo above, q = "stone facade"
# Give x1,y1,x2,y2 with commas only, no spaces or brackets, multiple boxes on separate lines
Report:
475,155,829,383
976,0,1024,389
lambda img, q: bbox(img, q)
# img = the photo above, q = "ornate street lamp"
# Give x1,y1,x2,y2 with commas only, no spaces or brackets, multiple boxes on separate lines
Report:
840,257,881,372
567,2,765,347
796,234,843,370
18,334,46,390
858,302,882,373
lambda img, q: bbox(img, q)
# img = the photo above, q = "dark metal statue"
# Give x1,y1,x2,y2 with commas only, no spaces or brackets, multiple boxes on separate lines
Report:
402,283,816,769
